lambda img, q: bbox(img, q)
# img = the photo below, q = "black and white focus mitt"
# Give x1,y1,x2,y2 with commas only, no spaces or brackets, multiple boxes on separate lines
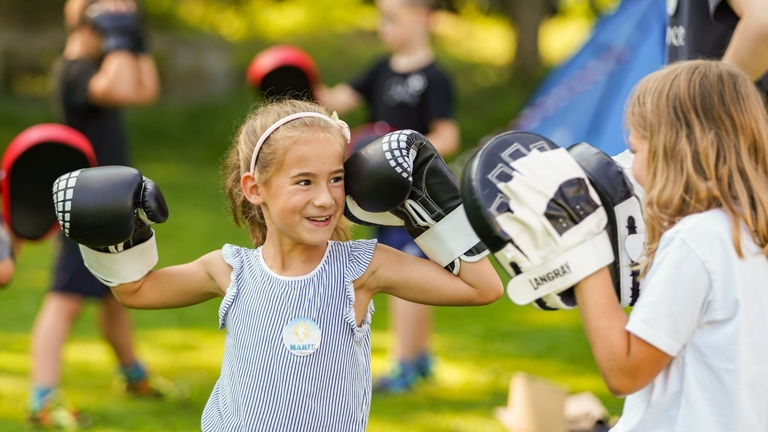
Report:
533,143,645,310
461,131,644,308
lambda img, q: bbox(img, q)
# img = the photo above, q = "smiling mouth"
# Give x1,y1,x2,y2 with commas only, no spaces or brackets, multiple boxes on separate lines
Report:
308,216,331,222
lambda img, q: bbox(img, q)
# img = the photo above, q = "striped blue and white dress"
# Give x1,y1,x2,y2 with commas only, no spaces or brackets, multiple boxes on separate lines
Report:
201,239,377,432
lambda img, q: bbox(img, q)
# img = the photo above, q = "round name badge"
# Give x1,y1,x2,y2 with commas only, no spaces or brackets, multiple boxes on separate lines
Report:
282,317,322,356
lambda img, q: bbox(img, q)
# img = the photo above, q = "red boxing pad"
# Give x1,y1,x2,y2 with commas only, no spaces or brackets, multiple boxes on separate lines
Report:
346,121,397,159
246,44,320,100
2,123,97,240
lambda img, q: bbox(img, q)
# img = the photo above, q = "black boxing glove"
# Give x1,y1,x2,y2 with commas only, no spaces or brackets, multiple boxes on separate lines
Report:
52,166,168,286
132,15,148,54
345,129,488,274
85,2,140,53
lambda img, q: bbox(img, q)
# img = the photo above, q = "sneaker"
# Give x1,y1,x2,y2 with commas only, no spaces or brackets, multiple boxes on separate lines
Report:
123,374,189,401
28,394,92,430
413,352,434,380
373,353,434,394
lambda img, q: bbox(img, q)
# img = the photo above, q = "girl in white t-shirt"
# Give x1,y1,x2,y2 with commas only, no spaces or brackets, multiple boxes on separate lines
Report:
575,60,768,431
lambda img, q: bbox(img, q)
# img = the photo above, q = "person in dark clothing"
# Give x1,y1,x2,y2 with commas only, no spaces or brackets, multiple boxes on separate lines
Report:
28,1,183,429
666,0,768,96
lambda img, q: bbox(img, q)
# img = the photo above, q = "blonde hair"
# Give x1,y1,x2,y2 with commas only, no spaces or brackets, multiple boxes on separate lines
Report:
625,59,768,275
222,99,351,247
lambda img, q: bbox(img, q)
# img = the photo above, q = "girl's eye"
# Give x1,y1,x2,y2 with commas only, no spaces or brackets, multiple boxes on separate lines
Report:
298,179,311,186
330,176,343,184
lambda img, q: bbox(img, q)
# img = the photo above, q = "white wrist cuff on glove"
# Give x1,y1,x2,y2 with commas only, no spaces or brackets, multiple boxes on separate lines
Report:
345,196,404,227
80,233,158,287
504,231,614,305
413,204,484,268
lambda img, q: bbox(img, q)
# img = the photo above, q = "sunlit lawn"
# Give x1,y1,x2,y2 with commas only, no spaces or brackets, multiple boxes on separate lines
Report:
0,27,624,429
1,242,624,432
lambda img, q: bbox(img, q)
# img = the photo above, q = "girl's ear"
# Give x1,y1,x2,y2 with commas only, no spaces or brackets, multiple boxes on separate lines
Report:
241,173,264,205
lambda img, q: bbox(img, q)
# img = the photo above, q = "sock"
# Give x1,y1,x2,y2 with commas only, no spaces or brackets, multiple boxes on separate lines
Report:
120,360,148,384
30,386,55,413
414,352,433,377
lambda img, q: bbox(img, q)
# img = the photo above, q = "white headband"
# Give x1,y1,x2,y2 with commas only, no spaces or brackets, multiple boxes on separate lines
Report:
249,112,351,175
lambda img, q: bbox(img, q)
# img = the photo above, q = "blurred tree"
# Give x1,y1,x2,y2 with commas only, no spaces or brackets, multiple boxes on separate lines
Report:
504,0,557,78
139,0,616,74
0,0,66,29
439,0,617,78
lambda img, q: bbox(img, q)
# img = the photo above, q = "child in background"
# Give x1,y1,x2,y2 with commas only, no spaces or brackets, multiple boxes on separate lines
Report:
315,0,459,393
29,0,181,429
575,60,768,430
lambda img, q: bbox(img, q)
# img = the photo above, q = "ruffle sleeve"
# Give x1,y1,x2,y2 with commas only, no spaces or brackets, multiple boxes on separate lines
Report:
218,244,244,330
342,239,377,337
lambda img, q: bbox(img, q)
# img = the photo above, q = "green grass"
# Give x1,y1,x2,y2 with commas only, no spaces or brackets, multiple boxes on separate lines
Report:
0,54,623,431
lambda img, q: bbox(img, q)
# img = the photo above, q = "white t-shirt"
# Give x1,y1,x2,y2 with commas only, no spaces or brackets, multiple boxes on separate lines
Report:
611,209,768,432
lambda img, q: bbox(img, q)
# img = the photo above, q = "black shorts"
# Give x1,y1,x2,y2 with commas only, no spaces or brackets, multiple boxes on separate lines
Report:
51,233,111,298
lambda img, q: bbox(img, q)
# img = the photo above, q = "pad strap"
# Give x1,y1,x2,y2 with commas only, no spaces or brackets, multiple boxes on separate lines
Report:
504,231,613,305
613,197,643,306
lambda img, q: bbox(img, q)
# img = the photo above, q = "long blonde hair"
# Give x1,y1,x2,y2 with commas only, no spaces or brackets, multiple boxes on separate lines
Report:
625,60,768,275
222,99,351,247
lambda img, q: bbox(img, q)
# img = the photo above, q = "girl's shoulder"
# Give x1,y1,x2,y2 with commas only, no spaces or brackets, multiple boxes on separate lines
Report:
332,238,377,250
671,209,729,236
664,209,733,250
221,243,259,268
330,239,378,260
330,239,377,279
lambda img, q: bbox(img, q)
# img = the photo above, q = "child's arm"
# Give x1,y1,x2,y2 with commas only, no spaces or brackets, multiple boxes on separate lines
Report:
86,1,159,106
574,268,672,396
52,166,227,308
358,243,502,306
89,51,158,106
425,119,460,157
112,249,229,309
0,224,14,287
721,0,768,81
54,165,228,308
313,83,361,115
345,130,502,304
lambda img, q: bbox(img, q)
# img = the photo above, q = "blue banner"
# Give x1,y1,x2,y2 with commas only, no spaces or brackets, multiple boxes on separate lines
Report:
511,0,666,156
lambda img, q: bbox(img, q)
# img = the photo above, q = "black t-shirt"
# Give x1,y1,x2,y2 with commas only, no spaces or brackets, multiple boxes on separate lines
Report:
351,57,454,133
52,57,129,166
666,0,768,95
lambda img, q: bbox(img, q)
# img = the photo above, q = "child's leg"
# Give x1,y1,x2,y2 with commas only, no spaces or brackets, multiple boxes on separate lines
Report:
30,292,84,388
99,294,188,399
390,298,432,364
98,293,138,369
374,227,435,393
28,292,92,428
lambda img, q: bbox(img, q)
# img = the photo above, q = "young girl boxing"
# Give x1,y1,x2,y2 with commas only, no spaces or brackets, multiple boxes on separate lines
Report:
52,98,503,431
